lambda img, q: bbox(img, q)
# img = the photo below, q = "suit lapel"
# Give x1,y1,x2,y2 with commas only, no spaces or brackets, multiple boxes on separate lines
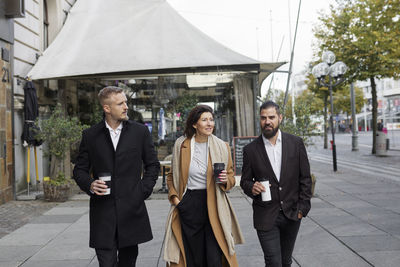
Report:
102,121,115,153
279,132,288,181
255,136,278,183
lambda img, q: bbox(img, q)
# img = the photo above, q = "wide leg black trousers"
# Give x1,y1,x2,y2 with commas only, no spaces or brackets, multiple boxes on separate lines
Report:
177,189,222,267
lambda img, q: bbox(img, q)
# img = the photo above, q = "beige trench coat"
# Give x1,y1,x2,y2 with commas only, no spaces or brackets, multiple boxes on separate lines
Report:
166,138,239,267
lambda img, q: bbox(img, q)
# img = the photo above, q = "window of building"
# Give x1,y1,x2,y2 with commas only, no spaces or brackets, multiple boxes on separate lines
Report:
393,79,400,90
384,79,393,90
43,0,49,49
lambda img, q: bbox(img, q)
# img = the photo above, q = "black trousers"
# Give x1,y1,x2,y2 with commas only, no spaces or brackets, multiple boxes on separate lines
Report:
95,230,138,267
177,189,222,267
257,210,301,267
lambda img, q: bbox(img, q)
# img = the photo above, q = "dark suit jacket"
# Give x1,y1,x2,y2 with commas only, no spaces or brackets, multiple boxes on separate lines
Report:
73,120,160,249
240,132,312,231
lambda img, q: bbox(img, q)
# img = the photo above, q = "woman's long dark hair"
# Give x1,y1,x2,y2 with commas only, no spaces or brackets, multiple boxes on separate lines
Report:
184,105,214,138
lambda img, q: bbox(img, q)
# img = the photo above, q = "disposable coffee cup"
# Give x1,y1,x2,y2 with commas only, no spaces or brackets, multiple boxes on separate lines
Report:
99,173,111,195
260,180,271,201
213,163,225,184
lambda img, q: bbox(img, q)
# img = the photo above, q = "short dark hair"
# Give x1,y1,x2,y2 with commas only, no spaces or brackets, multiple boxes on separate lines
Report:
98,86,124,105
184,105,214,138
260,101,280,115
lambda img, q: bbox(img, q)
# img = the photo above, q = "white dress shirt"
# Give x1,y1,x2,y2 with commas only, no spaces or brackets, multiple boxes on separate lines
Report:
262,130,282,181
105,121,123,151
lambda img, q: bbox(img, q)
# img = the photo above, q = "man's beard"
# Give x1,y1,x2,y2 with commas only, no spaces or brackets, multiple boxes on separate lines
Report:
119,114,129,122
262,123,279,139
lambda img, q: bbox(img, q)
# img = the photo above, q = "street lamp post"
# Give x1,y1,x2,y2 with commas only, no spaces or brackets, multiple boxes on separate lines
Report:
312,51,348,172
350,83,359,151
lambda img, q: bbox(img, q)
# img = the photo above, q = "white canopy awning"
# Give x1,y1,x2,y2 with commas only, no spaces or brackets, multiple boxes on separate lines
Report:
28,0,284,80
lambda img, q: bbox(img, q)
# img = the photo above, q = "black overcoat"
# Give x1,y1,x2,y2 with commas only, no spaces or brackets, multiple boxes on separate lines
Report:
73,120,160,249
240,132,312,231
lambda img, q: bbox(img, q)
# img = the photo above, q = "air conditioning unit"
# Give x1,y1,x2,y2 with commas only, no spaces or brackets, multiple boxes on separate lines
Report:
5,0,25,18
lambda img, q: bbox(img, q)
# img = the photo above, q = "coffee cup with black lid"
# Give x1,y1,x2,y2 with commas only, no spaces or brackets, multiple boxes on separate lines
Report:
99,173,111,195
213,163,225,184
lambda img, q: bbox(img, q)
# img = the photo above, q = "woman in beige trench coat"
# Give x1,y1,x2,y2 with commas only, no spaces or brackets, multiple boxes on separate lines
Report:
163,105,244,267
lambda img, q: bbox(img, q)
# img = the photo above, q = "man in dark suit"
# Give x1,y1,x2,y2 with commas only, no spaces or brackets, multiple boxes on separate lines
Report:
240,100,312,267
73,86,160,267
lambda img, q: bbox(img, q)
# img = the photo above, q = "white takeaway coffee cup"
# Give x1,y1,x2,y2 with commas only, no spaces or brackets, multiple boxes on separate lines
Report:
99,173,111,195
260,180,271,202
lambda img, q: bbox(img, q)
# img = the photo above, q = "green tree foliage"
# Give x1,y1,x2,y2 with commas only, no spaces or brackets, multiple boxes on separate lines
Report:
167,91,198,122
305,69,366,148
89,100,103,126
269,89,322,147
314,0,400,153
333,85,366,115
36,104,89,180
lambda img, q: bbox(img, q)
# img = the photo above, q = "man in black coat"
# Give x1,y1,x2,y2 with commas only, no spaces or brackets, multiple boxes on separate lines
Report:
73,86,160,267
240,101,312,267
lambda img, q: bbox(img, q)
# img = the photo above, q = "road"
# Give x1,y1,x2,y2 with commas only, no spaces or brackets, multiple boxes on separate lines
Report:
308,131,400,183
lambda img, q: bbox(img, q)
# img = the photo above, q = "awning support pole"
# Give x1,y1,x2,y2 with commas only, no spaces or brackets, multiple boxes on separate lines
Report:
27,146,30,195
34,146,40,190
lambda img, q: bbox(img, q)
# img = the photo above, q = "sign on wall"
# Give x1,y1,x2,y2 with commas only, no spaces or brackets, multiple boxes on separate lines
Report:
233,136,257,175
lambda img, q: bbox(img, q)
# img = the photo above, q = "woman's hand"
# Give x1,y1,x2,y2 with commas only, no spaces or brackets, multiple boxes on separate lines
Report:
218,170,228,185
172,196,180,206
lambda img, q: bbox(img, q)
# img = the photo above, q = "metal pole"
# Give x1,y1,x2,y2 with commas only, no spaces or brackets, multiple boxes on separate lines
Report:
253,75,260,135
267,36,285,97
363,105,367,132
34,146,40,191
27,146,31,195
350,83,359,151
270,9,274,62
283,0,301,115
329,75,337,172
292,81,296,125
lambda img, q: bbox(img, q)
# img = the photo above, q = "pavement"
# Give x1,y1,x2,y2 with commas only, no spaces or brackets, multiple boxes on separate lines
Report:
0,201,57,239
1,135,400,267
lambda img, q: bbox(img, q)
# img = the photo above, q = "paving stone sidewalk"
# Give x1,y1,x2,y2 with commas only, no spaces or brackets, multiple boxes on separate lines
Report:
0,200,57,239
1,154,400,266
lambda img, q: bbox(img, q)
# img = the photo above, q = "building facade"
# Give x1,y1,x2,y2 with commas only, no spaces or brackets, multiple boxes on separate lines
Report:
0,0,76,203
357,78,400,131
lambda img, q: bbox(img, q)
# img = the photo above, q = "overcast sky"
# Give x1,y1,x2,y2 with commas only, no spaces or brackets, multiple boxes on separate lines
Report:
167,0,336,96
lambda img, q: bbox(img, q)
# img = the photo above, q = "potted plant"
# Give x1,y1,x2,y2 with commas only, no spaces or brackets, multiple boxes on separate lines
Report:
42,172,75,202
36,104,88,201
